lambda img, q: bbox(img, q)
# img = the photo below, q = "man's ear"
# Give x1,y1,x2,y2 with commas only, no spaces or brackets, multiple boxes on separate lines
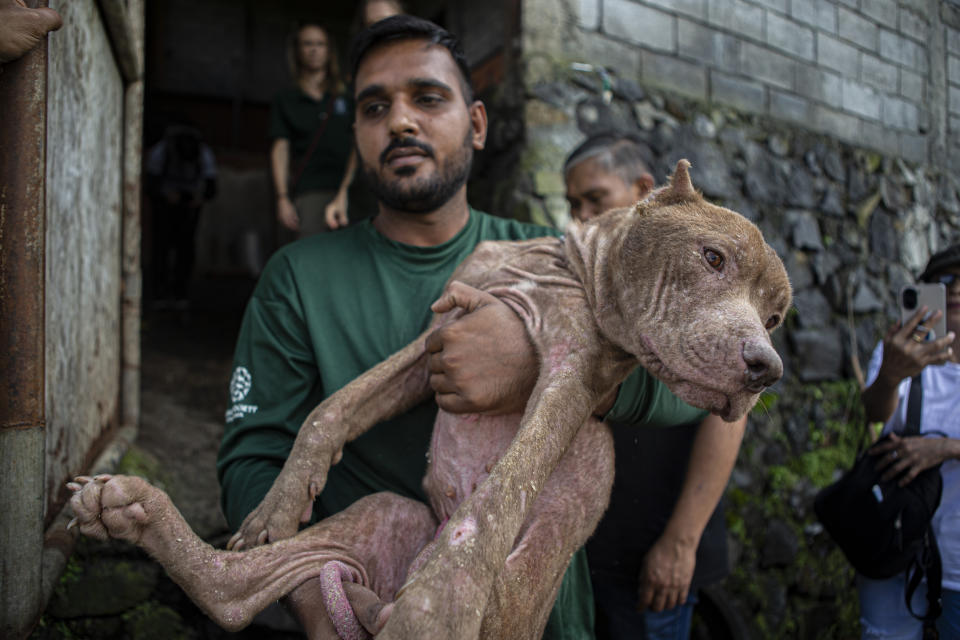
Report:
632,173,655,200
469,100,488,150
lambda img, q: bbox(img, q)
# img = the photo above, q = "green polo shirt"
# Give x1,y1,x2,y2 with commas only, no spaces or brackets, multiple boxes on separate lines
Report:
218,209,704,639
268,86,354,195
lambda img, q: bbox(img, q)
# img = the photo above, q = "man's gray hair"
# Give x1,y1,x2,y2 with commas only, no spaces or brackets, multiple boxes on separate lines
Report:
563,133,654,186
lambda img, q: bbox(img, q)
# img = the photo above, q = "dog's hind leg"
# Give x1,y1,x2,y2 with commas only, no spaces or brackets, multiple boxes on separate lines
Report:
69,475,435,634
479,418,615,640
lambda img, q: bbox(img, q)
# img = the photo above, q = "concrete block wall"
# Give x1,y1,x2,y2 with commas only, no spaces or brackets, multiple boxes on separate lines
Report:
568,0,956,166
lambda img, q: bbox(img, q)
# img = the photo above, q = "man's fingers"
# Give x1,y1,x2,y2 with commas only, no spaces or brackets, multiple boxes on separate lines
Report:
434,391,471,414
34,7,63,32
424,327,444,355
896,306,930,340
429,372,456,394
430,281,496,314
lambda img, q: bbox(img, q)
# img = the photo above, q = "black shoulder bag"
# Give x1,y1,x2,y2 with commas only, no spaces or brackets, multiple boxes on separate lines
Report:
814,374,943,635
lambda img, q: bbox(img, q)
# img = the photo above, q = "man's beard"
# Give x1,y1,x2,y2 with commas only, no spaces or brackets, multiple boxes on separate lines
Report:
363,129,473,213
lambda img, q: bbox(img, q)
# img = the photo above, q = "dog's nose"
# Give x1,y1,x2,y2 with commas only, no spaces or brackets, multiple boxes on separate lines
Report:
742,340,783,392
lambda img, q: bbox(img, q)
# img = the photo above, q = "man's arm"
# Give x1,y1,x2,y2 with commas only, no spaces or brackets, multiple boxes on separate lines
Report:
637,413,745,612
270,138,300,232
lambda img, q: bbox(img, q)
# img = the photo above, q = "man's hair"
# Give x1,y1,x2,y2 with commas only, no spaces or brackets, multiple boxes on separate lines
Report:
349,15,474,103
919,243,960,282
563,132,655,186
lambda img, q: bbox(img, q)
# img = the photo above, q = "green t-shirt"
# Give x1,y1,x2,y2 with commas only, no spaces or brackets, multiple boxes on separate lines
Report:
217,209,704,639
268,86,354,195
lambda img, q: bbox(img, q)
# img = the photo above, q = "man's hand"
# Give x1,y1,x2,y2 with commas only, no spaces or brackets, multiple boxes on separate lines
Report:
426,281,538,415
877,307,954,383
277,196,300,232
324,190,349,230
0,0,62,64
637,533,696,612
871,432,959,487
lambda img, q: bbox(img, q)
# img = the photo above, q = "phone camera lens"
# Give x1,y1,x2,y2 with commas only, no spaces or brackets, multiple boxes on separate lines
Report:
902,287,918,310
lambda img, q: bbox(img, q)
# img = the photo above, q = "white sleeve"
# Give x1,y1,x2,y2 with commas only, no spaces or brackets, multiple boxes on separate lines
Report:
864,341,884,387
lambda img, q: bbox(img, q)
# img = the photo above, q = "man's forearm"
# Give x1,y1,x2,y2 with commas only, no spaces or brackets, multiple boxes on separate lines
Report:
861,373,901,425
660,414,746,548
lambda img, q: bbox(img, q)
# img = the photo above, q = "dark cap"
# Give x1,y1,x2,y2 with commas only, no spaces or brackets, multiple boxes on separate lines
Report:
919,243,960,282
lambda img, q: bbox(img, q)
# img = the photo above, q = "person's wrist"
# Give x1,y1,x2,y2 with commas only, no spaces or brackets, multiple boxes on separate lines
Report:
277,193,289,201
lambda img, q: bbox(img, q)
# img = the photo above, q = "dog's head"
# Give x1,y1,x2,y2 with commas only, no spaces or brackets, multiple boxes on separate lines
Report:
569,160,792,421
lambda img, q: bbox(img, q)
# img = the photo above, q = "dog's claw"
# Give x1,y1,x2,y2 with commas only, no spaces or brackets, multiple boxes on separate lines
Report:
67,517,78,530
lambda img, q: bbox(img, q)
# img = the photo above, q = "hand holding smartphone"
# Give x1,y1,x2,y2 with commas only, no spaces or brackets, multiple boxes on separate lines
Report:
899,283,947,341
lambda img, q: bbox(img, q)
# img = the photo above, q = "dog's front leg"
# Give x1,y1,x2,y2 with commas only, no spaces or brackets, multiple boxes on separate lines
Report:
230,331,434,550
378,339,633,640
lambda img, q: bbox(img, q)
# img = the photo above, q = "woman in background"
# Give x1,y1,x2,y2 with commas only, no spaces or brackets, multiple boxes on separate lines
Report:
269,22,355,238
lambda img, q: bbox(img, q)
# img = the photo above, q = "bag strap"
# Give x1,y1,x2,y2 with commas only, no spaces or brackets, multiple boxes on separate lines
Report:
289,93,336,194
905,528,942,635
902,372,941,635
903,373,923,436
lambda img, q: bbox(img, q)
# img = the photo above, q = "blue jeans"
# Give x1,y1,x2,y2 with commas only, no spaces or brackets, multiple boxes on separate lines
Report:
592,579,697,640
857,573,960,639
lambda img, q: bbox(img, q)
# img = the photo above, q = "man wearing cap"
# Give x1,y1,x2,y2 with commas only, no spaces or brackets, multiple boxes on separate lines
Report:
859,243,960,639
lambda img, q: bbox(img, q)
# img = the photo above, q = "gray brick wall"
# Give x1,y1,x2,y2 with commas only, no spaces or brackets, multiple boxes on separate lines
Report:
565,0,954,165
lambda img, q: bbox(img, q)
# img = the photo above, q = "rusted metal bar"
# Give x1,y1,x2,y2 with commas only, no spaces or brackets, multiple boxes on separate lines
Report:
0,2,49,634
96,0,143,83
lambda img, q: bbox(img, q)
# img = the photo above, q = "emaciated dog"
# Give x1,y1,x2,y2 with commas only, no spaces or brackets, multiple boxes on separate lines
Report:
68,160,792,640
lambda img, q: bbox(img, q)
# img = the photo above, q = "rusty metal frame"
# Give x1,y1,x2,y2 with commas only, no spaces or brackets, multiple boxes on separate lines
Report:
0,2,49,635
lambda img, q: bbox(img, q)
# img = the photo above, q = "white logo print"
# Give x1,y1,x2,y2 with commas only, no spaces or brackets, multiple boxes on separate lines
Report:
230,366,252,403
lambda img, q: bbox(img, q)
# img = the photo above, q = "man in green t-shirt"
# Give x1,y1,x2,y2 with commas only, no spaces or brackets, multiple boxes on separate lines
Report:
218,16,703,639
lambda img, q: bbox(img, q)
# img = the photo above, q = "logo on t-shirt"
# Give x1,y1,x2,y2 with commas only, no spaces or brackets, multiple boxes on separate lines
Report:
230,366,252,402
226,366,258,423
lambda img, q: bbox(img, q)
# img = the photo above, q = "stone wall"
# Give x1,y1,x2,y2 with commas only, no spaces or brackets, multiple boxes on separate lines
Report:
496,1,960,637
522,0,960,169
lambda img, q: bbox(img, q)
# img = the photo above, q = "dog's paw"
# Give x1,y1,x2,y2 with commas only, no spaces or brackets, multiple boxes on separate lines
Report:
67,474,152,543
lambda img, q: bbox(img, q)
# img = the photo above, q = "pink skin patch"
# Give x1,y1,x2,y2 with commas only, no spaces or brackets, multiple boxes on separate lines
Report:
448,517,478,546
545,340,574,374
320,561,370,640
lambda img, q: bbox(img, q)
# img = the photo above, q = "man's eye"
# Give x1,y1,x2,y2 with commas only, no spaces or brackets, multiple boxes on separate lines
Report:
704,248,724,271
362,103,386,117
417,94,443,106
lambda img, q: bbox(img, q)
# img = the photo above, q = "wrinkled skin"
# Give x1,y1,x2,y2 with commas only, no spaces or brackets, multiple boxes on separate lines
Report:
69,161,792,639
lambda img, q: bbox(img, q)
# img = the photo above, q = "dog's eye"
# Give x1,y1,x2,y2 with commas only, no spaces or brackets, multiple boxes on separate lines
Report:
704,248,724,271
765,314,781,330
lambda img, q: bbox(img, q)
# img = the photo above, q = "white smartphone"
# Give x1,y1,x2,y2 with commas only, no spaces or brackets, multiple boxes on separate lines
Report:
899,283,947,341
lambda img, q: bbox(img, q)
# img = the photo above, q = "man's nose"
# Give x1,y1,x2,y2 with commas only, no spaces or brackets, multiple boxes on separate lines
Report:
388,101,419,137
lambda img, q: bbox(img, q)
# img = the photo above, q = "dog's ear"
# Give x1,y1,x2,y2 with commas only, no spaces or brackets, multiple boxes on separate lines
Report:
668,159,696,198
642,159,699,210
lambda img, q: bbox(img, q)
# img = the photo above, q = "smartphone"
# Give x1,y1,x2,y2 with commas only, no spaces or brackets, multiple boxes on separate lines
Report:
899,283,947,340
